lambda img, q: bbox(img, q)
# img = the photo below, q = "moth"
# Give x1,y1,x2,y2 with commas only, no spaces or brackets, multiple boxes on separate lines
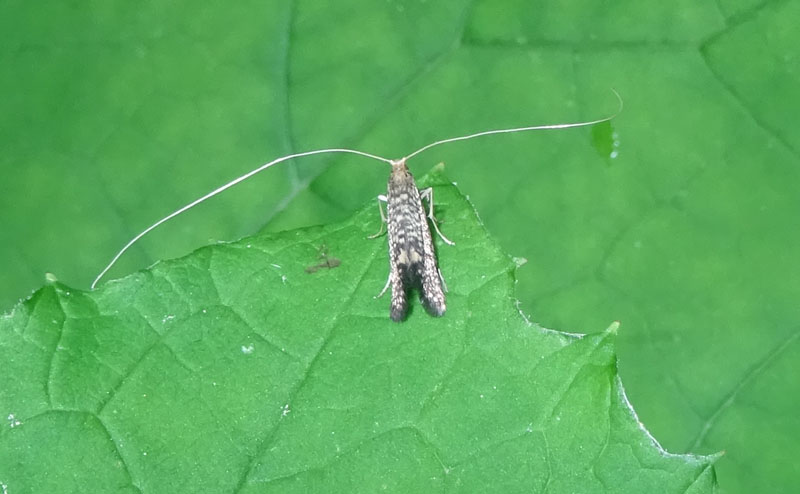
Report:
369,158,454,322
91,91,621,321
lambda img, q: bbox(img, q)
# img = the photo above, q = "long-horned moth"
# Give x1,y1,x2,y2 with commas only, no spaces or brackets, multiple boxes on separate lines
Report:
91,91,622,321
369,158,454,321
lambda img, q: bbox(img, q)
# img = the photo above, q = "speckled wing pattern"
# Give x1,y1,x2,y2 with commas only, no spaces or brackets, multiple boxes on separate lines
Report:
385,159,446,322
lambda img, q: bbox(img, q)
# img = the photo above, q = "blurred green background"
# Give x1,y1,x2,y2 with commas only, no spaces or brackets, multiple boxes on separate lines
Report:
2,1,798,492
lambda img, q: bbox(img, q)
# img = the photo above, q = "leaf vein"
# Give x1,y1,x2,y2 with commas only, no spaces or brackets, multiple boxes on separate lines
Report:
231,229,383,492
688,325,800,450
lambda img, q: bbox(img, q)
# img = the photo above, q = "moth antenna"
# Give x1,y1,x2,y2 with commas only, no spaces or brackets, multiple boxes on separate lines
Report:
402,88,623,162
91,148,393,289
93,90,622,288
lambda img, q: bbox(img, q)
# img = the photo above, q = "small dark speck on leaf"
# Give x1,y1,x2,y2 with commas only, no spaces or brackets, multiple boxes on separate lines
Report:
306,244,342,274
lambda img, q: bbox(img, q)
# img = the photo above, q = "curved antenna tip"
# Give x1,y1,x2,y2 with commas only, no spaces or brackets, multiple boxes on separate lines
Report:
609,87,624,114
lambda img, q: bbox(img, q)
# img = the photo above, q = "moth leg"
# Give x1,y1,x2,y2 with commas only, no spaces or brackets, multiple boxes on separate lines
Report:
438,267,448,293
376,258,408,321
367,194,389,239
419,188,455,246
374,273,391,298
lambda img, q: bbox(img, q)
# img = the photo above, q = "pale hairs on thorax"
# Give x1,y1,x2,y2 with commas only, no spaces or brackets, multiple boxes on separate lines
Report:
91,89,623,291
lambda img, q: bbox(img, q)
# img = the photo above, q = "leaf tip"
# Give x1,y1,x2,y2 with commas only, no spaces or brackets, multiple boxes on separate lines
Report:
605,320,621,335
418,163,451,188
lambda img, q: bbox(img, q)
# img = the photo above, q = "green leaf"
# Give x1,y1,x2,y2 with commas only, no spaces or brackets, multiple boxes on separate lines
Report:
0,171,716,493
270,6,800,494
3,2,798,493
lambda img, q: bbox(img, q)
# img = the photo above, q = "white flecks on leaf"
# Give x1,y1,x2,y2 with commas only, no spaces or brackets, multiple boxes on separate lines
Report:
241,344,255,355
611,130,621,159
7,413,21,428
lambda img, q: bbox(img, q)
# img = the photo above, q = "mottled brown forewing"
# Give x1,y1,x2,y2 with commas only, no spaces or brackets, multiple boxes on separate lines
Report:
385,159,445,321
